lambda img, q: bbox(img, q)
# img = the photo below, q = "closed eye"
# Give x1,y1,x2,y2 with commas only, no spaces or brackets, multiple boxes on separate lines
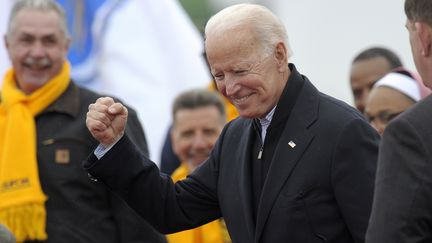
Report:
213,74,224,81
234,70,246,74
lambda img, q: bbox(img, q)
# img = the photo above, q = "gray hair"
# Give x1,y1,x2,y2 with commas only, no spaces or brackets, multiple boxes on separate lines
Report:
204,3,292,57
405,0,432,27
172,89,226,125
7,0,69,38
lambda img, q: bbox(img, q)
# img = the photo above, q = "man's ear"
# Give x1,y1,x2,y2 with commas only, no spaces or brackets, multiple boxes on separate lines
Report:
4,35,9,50
65,36,71,51
415,22,432,57
3,35,12,59
170,126,179,156
61,37,71,61
274,42,287,72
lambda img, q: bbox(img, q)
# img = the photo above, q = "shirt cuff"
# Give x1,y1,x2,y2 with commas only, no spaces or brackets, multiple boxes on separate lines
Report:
94,136,122,159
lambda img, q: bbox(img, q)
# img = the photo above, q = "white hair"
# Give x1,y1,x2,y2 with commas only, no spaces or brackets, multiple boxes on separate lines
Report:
204,3,292,57
7,0,69,38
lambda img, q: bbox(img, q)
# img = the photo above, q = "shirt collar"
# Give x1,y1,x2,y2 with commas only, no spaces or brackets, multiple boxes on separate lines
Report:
259,106,276,128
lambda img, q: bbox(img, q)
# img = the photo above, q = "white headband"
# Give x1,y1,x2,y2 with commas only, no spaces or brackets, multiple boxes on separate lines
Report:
374,72,421,102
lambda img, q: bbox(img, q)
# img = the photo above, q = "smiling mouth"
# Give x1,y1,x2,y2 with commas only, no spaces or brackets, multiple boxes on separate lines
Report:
25,65,49,72
24,58,51,71
232,94,252,104
188,155,210,166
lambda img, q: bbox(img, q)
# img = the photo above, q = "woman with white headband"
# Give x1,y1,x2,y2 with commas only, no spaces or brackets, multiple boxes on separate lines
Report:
364,68,430,135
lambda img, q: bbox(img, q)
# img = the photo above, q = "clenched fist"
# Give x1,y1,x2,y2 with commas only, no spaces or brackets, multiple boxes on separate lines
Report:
86,97,128,147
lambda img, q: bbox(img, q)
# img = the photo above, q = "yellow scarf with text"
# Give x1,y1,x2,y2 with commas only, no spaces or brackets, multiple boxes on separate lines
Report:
0,62,70,242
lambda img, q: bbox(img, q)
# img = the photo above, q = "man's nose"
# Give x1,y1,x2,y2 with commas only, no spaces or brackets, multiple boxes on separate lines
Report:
191,133,208,150
29,42,45,57
225,75,239,96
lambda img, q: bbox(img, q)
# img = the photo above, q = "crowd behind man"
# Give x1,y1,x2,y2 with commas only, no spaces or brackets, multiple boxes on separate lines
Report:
349,47,403,113
1,0,432,242
0,0,165,242
166,89,230,243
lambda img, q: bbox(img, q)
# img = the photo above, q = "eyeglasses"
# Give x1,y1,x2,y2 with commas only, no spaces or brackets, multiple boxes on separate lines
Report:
366,110,403,124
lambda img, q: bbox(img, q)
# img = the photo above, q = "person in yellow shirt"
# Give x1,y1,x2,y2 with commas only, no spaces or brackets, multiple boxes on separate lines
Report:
167,89,230,243
160,82,238,175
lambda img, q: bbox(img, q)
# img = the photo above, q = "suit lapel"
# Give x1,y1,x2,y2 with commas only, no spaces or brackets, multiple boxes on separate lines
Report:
254,78,319,242
235,119,256,239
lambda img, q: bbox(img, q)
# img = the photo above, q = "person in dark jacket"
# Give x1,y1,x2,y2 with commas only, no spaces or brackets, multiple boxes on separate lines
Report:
0,0,165,242
84,3,379,243
366,0,432,242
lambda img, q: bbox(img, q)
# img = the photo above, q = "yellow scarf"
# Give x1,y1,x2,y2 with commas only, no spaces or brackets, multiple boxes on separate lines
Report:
0,62,71,242
168,163,229,243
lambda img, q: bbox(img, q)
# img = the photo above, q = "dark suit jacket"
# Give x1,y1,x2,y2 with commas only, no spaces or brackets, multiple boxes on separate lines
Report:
366,95,432,243
85,65,379,243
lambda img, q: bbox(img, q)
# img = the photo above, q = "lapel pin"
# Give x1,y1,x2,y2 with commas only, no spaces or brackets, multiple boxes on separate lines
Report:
288,141,296,148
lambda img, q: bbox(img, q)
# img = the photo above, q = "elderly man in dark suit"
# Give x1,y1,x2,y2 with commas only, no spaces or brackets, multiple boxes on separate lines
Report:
366,0,432,242
84,4,379,243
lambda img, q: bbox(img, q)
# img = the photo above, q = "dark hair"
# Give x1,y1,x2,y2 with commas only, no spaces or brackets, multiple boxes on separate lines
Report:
172,89,226,123
394,69,414,79
352,47,403,69
405,0,432,26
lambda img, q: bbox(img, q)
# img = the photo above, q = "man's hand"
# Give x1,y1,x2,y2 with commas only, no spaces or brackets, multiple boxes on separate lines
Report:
86,97,128,147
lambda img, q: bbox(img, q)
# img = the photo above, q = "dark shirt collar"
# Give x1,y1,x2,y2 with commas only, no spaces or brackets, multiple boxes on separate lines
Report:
254,63,304,131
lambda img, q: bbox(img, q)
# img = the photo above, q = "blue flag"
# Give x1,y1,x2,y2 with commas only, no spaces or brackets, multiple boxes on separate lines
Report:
56,0,121,86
